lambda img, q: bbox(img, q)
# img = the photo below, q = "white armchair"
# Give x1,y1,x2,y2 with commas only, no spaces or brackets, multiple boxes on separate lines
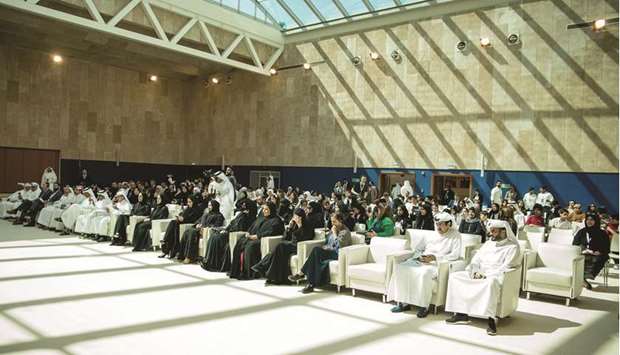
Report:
547,228,575,245
523,243,585,306
329,232,367,292
346,237,410,302
126,215,148,244
228,231,248,260
107,214,120,237
148,204,183,250
289,229,327,276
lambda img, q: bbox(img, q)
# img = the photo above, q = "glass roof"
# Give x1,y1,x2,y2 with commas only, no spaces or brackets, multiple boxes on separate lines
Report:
205,0,428,33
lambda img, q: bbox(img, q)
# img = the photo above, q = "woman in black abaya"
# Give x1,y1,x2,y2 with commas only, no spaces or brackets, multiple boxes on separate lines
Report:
132,194,169,251
159,195,202,259
177,200,225,264
201,199,257,272
252,208,313,285
229,202,284,280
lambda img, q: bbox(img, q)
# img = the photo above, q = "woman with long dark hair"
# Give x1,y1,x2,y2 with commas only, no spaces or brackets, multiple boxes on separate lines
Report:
158,195,202,259
132,194,169,251
573,213,610,289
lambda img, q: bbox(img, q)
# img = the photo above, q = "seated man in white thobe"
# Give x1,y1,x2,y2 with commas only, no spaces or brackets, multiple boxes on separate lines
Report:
37,186,75,228
60,189,95,235
445,219,520,336
0,183,27,218
388,212,462,318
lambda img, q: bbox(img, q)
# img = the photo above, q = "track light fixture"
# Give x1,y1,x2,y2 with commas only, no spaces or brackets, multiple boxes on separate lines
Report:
303,63,311,70
390,50,401,62
211,77,219,84
593,18,606,31
269,68,277,75
507,33,520,45
369,51,380,60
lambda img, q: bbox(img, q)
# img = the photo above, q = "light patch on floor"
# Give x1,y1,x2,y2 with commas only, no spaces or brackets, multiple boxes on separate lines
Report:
0,221,617,355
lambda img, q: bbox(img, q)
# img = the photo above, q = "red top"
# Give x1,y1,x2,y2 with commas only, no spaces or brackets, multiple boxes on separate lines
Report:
526,214,545,227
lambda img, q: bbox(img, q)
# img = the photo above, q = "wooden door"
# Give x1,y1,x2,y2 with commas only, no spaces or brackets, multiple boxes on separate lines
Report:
379,172,416,196
0,147,60,193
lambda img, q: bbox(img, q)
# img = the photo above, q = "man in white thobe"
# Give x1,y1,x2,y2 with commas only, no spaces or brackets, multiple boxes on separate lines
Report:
38,186,75,227
60,189,95,234
41,167,58,187
522,187,537,212
212,171,235,225
445,219,520,336
387,212,462,318
401,180,414,199
490,181,502,205
0,184,26,218
391,183,401,200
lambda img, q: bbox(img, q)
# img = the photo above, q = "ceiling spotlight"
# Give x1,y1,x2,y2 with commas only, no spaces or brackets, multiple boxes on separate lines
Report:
593,18,606,31
303,63,311,70
370,51,380,60
211,77,219,84
351,56,361,66
456,41,467,52
269,68,277,75
149,75,158,82
390,50,401,62
52,54,63,63
480,37,491,47
225,76,232,85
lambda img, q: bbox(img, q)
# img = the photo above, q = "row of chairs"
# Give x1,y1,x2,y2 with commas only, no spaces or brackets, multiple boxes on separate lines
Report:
117,206,596,311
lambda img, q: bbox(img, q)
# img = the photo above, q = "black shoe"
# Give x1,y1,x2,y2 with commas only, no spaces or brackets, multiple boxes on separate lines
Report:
54,217,62,222
583,280,593,290
60,231,70,236
446,313,470,324
157,254,167,258
288,274,305,282
390,303,411,313
301,285,314,294
487,317,497,335
265,279,275,286
416,307,429,318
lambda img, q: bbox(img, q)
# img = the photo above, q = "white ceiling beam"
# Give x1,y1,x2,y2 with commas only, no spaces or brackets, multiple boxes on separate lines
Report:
264,46,284,71
83,0,104,24
222,34,244,58
244,36,263,69
171,18,197,44
142,0,168,41
199,21,220,56
108,0,141,27
1,0,273,75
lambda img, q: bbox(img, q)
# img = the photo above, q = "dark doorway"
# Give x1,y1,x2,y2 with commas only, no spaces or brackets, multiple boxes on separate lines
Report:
431,173,473,201
379,172,416,196
0,147,60,193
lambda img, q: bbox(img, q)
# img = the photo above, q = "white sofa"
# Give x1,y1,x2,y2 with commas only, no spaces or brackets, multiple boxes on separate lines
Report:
149,204,183,250
523,243,584,306
547,228,575,245
346,237,410,302
329,233,367,292
126,215,148,244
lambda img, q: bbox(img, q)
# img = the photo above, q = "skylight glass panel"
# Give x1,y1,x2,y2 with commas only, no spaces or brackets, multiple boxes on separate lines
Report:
283,1,320,25
239,0,257,16
221,0,239,11
259,0,298,29
339,0,370,16
309,0,345,21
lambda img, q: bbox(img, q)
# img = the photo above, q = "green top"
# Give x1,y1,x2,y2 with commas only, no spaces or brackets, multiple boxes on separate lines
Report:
366,217,395,237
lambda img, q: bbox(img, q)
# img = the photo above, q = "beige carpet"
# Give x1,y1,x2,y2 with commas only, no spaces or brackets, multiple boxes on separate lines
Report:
0,220,617,355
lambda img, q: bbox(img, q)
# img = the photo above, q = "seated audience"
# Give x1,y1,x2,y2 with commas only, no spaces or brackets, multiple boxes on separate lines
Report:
548,208,573,230
177,200,225,264
414,204,434,230
525,204,545,227
159,195,203,259
366,204,395,237
132,194,170,251
111,192,149,245
459,207,485,242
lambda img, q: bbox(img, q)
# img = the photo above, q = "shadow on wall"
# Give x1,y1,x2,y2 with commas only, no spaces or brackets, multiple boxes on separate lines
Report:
282,0,618,212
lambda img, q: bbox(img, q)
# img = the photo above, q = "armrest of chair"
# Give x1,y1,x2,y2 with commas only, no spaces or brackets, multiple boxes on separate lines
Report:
434,260,457,300
229,231,247,260
261,235,284,258
524,251,538,270
572,255,585,298
448,260,468,273
498,266,522,317
385,250,415,286
333,244,367,287
297,239,327,268
463,244,479,263
150,218,174,247
178,223,194,236
129,215,148,224
345,245,371,267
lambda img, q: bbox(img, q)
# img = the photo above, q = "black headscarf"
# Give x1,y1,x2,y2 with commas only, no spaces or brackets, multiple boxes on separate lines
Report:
209,199,221,214
414,203,434,230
